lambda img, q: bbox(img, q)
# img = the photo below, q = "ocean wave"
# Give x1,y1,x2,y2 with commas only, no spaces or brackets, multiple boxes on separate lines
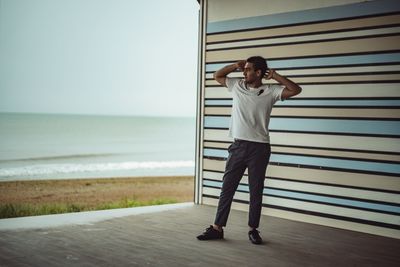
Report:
0,160,195,177
0,153,119,163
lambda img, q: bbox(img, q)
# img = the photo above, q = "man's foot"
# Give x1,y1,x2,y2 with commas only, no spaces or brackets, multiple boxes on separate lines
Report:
197,225,224,240
248,229,262,245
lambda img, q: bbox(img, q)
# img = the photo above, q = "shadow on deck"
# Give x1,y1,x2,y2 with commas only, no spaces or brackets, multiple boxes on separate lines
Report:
0,203,399,266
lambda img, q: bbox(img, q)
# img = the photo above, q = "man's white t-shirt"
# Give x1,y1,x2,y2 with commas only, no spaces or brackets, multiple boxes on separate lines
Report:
226,77,284,143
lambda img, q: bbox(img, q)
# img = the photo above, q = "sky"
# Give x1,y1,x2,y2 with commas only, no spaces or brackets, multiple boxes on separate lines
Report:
0,0,199,117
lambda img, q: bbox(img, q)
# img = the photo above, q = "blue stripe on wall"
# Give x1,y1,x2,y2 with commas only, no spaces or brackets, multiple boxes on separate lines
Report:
204,116,400,135
203,180,400,214
205,53,400,71
203,148,400,175
205,99,232,106
205,99,400,107
207,0,400,33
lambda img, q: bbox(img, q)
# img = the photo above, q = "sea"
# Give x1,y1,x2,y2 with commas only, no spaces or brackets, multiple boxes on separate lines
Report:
0,113,196,181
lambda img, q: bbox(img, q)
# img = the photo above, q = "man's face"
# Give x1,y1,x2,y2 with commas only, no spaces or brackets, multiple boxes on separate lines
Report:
243,62,260,84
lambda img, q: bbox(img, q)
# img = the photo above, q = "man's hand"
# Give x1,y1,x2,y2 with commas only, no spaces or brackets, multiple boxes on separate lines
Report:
264,69,276,80
235,60,246,71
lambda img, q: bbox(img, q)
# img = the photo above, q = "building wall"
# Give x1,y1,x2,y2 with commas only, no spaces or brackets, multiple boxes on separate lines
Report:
196,0,400,238
207,0,367,22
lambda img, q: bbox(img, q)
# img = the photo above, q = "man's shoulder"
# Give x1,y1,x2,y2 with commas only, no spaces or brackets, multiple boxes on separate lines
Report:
226,77,244,90
263,83,283,92
226,77,242,84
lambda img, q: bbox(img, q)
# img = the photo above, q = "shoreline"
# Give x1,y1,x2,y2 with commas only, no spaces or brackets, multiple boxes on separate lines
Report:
0,176,194,219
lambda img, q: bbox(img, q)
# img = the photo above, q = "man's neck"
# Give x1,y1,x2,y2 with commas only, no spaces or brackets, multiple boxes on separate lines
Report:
245,80,263,89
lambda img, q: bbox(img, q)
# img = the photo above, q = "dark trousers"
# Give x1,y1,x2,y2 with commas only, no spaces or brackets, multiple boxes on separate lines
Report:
214,139,271,228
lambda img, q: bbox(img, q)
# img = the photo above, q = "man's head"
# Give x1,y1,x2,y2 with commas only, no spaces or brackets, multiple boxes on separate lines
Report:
243,56,268,85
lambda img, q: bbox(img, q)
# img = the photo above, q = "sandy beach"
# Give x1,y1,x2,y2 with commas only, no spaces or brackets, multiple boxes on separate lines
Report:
0,176,194,218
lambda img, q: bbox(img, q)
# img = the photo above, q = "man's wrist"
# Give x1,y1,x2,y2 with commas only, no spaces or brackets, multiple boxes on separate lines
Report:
272,71,281,80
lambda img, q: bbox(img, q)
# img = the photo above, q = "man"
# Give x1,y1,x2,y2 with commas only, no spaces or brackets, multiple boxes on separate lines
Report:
197,56,302,245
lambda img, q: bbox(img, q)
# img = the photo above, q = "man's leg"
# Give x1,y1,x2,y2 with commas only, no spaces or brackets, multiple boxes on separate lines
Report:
247,143,270,229
197,141,246,241
214,141,247,227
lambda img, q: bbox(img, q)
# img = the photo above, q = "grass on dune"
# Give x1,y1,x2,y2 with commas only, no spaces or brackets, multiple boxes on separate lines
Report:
0,198,178,218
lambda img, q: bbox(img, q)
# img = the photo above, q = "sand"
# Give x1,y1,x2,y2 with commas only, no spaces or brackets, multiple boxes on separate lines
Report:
0,176,194,217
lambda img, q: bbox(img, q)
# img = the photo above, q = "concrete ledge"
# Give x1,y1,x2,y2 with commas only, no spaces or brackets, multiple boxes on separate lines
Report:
0,202,194,231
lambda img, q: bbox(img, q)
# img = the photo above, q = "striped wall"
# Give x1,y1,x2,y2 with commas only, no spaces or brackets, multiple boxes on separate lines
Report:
196,0,400,238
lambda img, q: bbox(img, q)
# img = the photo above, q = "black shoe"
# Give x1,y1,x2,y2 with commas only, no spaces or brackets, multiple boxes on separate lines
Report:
248,229,262,245
197,225,224,240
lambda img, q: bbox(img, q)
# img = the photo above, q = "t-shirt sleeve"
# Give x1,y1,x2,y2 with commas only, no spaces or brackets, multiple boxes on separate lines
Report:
225,77,241,92
271,84,285,103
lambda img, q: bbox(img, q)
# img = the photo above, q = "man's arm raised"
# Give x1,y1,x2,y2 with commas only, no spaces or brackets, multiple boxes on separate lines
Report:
265,69,302,100
213,60,246,87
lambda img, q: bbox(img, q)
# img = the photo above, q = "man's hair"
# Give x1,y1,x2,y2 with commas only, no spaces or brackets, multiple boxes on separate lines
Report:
246,56,268,76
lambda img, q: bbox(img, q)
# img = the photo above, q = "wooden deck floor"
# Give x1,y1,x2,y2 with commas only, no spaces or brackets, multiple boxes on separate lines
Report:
0,203,399,266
